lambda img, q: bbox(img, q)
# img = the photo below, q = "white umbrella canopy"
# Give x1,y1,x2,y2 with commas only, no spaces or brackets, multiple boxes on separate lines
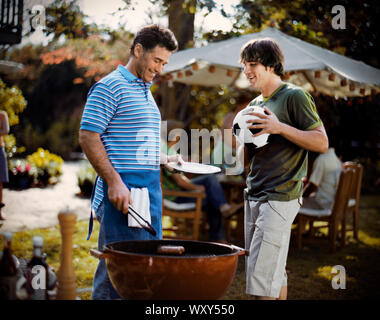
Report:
162,27,380,98
0,60,24,79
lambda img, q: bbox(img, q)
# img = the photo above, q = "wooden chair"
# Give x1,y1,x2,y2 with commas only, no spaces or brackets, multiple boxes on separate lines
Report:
160,168,206,240
296,166,354,253
342,162,363,240
220,177,245,245
162,189,205,240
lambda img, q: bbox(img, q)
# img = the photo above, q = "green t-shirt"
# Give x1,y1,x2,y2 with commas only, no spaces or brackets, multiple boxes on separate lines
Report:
245,83,323,201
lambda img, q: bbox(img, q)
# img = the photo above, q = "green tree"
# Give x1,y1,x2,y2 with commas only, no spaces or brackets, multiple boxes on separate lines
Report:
234,0,379,68
122,0,220,121
42,0,98,40
11,31,132,158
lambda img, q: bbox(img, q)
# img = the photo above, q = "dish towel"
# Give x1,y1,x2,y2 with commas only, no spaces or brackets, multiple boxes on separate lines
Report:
128,188,151,228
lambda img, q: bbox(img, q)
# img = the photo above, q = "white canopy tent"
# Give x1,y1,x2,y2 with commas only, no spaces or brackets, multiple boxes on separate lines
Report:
162,27,380,98
0,60,24,80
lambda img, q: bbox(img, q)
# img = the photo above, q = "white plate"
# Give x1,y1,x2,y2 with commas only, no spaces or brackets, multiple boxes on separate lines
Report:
167,161,221,174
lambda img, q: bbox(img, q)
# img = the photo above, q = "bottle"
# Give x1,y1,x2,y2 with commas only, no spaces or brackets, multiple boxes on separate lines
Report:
26,236,49,300
42,252,57,296
0,231,18,300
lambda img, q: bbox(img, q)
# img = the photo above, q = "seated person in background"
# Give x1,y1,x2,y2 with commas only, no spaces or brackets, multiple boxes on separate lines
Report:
211,118,243,177
211,96,250,175
161,120,242,242
211,125,237,172
302,141,342,211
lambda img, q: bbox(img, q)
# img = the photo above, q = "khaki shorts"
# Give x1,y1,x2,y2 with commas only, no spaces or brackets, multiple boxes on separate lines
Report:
244,198,301,298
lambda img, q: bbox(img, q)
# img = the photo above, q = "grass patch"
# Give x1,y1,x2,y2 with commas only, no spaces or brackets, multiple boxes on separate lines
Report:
223,195,380,300
1,219,100,300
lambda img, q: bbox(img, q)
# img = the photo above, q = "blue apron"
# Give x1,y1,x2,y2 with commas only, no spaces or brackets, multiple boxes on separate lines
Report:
90,170,162,299
87,169,162,244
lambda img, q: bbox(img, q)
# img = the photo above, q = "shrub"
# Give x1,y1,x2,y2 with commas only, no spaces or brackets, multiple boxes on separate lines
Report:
45,116,81,160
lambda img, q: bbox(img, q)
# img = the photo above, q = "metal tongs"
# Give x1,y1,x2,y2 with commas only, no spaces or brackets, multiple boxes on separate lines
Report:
128,205,157,236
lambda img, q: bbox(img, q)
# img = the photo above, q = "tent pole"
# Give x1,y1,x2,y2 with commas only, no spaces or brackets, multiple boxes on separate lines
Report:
302,71,318,92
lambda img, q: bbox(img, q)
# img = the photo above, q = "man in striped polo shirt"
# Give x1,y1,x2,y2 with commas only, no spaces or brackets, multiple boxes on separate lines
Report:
79,25,178,299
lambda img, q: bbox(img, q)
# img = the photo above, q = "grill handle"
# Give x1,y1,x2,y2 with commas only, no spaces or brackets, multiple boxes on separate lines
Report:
229,244,249,256
89,248,111,259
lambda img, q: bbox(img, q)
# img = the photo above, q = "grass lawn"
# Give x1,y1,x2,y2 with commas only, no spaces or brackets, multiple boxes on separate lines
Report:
224,194,380,300
2,195,379,300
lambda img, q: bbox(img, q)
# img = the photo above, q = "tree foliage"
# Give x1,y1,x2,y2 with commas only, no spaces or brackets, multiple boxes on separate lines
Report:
0,78,27,127
0,78,27,157
39,32,131,85
6,1,133,158
11,31,132,158
43,0,99,40
233,0,379,68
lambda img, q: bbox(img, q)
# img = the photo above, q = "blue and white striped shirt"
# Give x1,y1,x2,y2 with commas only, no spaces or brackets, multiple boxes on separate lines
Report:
80,65,161,213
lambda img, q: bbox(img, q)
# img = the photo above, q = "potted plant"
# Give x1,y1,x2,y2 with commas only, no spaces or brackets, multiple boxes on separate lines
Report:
77,161,96,198
8,159,34,189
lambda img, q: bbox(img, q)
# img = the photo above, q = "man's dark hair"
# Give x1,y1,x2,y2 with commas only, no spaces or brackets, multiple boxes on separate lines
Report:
239,38,284,77
130,24,178,55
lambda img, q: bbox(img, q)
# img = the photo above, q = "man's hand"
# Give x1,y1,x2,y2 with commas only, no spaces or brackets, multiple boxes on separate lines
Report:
246,106,283,136
107,178,133,215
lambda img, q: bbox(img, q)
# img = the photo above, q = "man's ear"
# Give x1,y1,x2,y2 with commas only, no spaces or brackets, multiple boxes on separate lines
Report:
134,43,144,58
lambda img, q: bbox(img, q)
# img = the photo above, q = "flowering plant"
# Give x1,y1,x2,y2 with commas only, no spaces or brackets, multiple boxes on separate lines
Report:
27,148,64,185
8,159,35,189
77,161,96,197
15,161,30,174
9,159,33,176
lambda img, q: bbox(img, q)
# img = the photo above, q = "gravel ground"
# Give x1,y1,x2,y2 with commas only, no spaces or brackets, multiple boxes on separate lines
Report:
1,161,91,232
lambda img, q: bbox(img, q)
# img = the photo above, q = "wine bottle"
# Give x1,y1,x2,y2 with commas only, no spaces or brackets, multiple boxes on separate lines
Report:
0,231,18,300
26,236,49,300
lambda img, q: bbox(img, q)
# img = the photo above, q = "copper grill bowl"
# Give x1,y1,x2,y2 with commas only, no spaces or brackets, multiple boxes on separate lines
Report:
90,239,247,300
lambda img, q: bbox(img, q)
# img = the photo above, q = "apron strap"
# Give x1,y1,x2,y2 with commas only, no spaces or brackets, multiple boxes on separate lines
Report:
87,175,100,240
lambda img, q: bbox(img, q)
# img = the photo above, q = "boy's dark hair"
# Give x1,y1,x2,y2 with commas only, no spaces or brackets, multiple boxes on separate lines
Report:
130,24,178,55
239,38,284,77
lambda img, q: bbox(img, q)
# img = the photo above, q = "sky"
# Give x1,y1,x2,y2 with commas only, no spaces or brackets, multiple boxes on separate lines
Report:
21,0,240,46
78,0,239,33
